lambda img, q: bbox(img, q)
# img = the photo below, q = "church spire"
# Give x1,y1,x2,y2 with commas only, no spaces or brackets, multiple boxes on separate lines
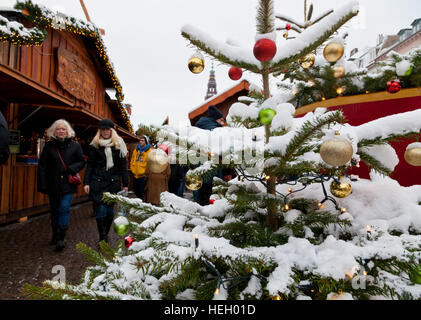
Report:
205,63,217,100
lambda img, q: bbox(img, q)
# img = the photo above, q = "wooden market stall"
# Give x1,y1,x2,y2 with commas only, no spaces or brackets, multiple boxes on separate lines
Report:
0,4,139,224
189,80,250,126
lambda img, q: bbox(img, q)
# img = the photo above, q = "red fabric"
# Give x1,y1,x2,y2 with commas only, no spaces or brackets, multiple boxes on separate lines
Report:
326,95,421,186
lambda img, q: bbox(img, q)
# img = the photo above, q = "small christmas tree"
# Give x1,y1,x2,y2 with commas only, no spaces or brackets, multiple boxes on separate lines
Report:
23,0,421,300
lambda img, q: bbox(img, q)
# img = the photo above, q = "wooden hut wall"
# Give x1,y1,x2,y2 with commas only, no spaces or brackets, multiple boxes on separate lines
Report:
0,28,123,223
0,28,119,121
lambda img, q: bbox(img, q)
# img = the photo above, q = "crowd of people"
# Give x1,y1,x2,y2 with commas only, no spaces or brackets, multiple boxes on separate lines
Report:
0,105,233,253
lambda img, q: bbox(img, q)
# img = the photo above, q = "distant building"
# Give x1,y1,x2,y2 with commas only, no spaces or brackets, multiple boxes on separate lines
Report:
204,63,217,100
349,18,421,70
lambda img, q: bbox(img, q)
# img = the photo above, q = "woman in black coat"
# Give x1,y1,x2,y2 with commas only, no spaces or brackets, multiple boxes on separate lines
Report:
83,119,129,244
38,119,85,252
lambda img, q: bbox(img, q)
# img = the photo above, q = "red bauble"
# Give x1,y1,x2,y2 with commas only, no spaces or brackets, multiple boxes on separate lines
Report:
209,199,215,205
158,144,170,155
228,67,242,80
253,38,277,62
286,24,291,30
386,80,401,94
125,236,134,248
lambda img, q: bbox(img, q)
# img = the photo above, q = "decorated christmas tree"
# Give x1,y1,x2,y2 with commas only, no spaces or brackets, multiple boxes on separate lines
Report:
23,0,421,300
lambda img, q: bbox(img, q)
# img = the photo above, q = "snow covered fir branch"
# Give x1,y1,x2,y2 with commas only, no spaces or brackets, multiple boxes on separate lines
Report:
20,0,421,300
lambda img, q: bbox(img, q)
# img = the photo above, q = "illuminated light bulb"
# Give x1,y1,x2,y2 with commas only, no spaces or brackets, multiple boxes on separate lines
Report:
357,178,361,181
346,272,353,280
322,97,326,101
336,87,344,95
318,203,325,209
273,294,282,300
363,271,368,276
214,288,220,295
366,225,372,233
265,175,270,181
341,208,347,214
288,188,292,193
356,162,360,168
194,234,199,248
365,91,370,94
292,89,297,95
284,204,290,211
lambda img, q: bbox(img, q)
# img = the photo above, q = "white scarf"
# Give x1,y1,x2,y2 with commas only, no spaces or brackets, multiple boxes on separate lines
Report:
98,136,128,171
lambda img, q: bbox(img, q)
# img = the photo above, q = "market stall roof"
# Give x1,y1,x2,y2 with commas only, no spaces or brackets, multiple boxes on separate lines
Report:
188,79,250,125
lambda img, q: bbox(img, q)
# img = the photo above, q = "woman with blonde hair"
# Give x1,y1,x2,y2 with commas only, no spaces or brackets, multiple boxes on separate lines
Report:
38,119,85,252
83,119,129,244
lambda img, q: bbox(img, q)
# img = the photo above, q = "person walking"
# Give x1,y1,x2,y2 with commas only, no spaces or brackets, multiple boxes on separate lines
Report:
193,105,225,205
38,119,85,252
130,135,152,200
83,119,129,244
0,110,10,165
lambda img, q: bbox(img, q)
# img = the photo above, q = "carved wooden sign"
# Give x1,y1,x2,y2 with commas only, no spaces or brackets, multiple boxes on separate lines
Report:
57,46,96,104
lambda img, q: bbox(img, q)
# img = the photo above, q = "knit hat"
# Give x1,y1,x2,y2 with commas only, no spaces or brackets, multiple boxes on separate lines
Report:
140,135,149,144
208,105,223,120
98,118,115,129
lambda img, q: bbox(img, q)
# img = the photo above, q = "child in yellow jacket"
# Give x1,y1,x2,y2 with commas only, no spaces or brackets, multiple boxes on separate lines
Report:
130,136,152,199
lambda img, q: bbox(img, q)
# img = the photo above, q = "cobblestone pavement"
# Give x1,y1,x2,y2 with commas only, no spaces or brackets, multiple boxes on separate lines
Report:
0,201,120,300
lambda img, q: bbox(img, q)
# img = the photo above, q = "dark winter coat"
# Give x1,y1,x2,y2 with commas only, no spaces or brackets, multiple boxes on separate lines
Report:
194,116,222,131
38,138,86,195
0,111,9,165
84,144,129,204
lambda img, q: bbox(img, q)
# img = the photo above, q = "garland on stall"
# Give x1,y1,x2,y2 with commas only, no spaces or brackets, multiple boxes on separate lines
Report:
0,13,47,45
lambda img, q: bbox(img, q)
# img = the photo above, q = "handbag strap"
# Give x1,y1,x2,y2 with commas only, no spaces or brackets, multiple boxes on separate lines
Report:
56,148,68,170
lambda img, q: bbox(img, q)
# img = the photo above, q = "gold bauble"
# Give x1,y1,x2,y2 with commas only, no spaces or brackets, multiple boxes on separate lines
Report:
330,180,352,198
188,56,205,74
299,53,316,69
185,175,203,191
148,149,169,173
333,65,346,78
323,42,344,63
320,138,353,167
283,31,289,38
404,147,421,166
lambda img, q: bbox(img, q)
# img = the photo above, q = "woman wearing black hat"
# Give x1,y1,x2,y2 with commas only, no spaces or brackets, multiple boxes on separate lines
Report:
83,119,129,244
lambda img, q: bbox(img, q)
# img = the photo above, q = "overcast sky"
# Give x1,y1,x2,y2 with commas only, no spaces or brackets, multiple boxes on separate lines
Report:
3,0,421,129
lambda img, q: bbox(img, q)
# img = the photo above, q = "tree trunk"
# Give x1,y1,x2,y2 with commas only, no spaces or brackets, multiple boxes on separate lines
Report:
262,70,279,231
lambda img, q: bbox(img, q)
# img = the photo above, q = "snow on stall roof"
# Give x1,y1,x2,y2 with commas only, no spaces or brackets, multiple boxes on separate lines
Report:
188,78,252,115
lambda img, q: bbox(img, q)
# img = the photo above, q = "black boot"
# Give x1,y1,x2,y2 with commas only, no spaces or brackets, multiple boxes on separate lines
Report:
50,225,58,245
55,225,68,252
96,218,108,243
105,216,114,242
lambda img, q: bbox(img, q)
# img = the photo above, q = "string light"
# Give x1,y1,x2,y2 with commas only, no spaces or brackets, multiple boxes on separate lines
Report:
194,234,199,249
265,175,270,181
341,208,347,213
